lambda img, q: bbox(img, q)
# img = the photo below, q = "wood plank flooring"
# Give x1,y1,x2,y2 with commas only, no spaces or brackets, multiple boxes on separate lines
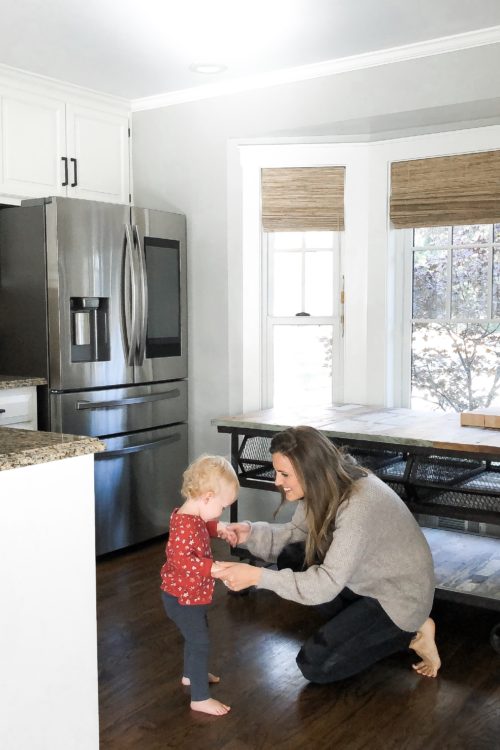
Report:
97,537,500,750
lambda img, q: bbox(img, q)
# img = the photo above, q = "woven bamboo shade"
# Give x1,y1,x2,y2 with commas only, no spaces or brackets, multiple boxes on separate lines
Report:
261,166,345,231
390,150,500,229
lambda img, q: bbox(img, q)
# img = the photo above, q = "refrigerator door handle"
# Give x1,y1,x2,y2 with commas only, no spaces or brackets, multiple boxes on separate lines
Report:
97,432,181,458
124,223,139,365
133,224,148,366
76,388,181,410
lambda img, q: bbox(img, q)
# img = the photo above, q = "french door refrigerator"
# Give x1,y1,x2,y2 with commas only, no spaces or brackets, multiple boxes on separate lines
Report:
0,196,188,554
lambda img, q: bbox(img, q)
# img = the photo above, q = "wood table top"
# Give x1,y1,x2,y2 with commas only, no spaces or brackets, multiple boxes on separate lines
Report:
214,404,500,456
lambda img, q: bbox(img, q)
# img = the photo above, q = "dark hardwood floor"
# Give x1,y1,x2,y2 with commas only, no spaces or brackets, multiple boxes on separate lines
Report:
97,537,500,750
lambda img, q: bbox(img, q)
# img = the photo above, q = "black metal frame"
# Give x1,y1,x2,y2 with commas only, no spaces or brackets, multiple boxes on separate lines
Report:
221,426,500,526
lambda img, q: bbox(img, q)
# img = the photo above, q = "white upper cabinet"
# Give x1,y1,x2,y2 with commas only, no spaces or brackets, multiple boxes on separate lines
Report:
0,89,67,198
0,74,130,205
65,104,129,204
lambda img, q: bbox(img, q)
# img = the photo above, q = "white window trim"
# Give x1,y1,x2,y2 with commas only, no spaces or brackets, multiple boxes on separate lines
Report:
399,228,414,408
230,126,500,416
237,142,372,413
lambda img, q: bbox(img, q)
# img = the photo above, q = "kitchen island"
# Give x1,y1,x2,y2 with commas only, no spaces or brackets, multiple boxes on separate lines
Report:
0,426,104,750
214,404,500,652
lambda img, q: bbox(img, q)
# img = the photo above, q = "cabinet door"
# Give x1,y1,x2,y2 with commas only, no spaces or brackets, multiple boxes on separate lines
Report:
65,104,130,204
0,386,38,430
0,89,67,198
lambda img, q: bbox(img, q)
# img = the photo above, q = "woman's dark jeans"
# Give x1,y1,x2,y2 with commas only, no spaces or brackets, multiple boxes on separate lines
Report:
277,542,416,684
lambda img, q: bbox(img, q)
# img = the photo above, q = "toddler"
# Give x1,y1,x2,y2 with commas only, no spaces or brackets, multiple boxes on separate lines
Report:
160,454,238,716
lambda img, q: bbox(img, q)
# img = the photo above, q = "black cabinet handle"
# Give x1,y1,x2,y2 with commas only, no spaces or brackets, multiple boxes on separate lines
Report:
70,157,78,187
61,157,68,186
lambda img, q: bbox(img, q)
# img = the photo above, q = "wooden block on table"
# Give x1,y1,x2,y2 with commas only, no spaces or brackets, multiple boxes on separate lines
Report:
461,407,500,429
460,411,485,427
484,413,500,428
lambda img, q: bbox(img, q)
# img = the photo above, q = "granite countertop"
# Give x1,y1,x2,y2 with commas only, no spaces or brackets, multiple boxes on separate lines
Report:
0,427,105,471
0,375,48,389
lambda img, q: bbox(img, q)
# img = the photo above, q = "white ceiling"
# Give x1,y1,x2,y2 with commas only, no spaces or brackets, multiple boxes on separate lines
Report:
1,0,500,102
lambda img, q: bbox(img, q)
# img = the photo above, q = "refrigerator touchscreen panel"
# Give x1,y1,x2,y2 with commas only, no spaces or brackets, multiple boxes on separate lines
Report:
145,237,181,358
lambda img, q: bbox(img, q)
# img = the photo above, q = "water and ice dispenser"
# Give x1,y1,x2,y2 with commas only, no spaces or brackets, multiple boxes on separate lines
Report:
70,297,110,362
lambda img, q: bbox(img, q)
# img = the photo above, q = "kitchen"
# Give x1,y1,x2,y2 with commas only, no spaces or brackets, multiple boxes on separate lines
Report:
1,2,500,749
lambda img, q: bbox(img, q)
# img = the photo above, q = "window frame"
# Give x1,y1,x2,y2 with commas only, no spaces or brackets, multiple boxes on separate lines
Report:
261,230,344,408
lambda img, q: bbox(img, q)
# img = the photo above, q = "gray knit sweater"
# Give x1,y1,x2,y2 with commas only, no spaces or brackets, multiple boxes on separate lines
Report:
242,474,435,632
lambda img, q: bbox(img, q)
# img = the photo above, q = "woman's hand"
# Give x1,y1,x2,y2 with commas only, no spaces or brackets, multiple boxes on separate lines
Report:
211,561,262,590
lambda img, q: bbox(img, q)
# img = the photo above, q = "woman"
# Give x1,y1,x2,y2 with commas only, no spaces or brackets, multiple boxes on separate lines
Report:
213,426,441,682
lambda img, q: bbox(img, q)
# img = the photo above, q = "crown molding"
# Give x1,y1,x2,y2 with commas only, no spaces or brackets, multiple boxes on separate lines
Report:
132,25,500,112
0,61,130,111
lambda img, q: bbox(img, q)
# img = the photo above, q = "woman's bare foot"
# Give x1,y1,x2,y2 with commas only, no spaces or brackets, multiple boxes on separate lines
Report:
190,698,230,716
410,617,441,677
182,672,220,686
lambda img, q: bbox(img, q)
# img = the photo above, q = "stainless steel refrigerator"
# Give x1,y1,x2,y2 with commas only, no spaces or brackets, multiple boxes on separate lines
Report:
0,196,188,554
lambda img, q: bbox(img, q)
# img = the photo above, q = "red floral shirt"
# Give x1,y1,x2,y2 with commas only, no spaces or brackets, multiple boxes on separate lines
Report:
160,509,218,605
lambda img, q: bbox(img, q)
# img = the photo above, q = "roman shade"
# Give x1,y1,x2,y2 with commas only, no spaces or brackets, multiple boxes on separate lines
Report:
390,150,500,229
261,166,345,232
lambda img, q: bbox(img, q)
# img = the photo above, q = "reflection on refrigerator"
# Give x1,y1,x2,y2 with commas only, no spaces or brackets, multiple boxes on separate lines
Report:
0,196,188,554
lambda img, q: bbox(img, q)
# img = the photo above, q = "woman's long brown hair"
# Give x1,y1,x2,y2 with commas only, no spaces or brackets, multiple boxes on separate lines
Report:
270,426,368,566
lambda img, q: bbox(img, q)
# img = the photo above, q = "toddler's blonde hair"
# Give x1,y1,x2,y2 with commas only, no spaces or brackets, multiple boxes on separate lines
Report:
181,454,239,499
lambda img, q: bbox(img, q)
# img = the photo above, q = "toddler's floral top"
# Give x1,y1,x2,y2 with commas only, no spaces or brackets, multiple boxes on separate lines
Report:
160,509,218,605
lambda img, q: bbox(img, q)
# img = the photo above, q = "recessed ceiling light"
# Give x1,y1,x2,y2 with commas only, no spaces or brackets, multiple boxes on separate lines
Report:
190,64,227,74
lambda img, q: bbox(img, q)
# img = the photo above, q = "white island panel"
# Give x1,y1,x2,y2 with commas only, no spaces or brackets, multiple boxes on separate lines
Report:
0,453,98,750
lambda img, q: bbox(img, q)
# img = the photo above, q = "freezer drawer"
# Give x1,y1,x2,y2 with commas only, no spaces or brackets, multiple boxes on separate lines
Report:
95,422,188,555
50,380,187,436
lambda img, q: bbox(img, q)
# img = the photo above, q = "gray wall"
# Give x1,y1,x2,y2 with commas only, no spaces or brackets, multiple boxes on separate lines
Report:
131,44,500,469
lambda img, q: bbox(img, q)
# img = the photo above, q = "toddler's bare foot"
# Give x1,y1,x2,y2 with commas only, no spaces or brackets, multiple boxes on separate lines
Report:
190,698,230,715
182,672,220,686
410,617,441,677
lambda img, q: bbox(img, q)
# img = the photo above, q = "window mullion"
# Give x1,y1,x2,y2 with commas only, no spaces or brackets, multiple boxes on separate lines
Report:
446,244,452,320
487,244,493,318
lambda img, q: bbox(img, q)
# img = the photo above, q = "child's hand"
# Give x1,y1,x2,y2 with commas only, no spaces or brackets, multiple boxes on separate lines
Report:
216,522,238,546
211,562,222,576
225,522,251,546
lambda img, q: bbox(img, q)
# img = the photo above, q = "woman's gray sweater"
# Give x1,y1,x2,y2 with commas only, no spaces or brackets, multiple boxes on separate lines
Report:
242,473,435,632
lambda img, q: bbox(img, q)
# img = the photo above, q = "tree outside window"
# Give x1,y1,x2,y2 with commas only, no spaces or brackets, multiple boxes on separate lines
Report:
411,223,500,412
